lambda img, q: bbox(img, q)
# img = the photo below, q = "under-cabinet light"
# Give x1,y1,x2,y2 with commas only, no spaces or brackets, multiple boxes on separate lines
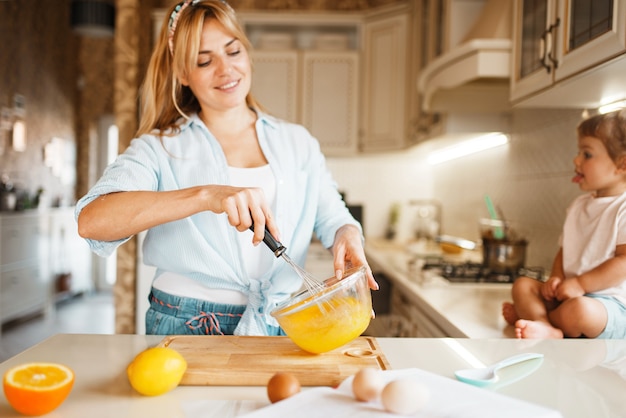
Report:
427,132,508,165
598,100,626,114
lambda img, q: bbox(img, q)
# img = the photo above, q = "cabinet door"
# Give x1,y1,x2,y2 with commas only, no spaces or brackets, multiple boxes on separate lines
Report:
48,209,93,295
1,215,43,266
0,264,45,322
554,0,626,81
250,50,299,123
301,51,359,156
419,0,446,69
361,13,409,152
510,0,557,103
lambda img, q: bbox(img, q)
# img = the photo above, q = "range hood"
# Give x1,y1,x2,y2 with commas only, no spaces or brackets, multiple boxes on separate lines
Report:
418,0,512,113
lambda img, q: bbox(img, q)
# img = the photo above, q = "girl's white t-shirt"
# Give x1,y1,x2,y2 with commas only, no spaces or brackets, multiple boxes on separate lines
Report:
561,192,626,304
153,164,276,305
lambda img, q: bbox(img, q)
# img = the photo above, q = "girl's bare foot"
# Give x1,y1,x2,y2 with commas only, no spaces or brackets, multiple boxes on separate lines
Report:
515,319,564,339
502,301,518,326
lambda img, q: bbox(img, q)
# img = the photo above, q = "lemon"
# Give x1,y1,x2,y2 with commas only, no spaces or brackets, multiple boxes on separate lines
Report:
126,347,187,396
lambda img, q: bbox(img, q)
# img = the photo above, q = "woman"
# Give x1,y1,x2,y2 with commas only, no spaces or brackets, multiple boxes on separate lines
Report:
76,0,376,336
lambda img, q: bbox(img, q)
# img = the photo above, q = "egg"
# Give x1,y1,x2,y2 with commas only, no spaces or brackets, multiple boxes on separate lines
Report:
352,367,385,402
266,372,301,403
381,378,430,415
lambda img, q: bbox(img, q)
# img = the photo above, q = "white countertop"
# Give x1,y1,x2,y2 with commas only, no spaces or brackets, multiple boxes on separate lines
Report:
1,334,625,417
365,239,516,338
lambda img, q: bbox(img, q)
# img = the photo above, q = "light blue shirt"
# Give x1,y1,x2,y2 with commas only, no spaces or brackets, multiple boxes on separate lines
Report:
75,112,361,335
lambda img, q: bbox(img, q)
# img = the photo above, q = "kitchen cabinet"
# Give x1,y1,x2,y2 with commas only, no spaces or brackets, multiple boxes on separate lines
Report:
0,212,49,325
232,11,362,156
0,209,93,328
48,208,93,297
511,0,626,107
419,0,446,69
250,51,298,124
389,287,448,337
242,4,416,154
302,51,359,155
360,10,411,152
251,49,360,156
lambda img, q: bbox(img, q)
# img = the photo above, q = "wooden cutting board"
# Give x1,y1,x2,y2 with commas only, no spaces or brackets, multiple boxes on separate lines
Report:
158,335,390,387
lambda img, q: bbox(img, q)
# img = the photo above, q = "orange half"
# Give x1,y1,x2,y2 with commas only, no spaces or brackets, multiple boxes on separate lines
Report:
3,362,74,416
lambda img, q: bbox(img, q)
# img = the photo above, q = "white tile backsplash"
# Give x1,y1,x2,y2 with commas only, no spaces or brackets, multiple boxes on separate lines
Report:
328,108,586,272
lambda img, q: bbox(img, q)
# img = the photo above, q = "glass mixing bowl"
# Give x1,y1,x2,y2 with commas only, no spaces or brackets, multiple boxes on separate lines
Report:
270,266,372,354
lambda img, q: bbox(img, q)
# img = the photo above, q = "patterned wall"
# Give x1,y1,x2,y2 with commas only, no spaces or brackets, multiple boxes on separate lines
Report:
0,0,79,207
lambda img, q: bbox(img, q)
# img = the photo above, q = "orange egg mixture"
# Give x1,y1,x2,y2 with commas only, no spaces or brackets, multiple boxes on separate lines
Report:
279,295,371,354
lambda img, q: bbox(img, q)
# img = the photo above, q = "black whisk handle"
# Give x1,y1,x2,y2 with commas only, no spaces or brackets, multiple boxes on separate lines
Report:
249,223,286,258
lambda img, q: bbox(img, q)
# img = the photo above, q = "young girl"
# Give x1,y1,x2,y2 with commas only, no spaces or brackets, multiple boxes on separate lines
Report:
502,110,626,339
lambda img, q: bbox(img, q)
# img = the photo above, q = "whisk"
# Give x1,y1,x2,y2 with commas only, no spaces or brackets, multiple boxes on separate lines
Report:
250,224,327,296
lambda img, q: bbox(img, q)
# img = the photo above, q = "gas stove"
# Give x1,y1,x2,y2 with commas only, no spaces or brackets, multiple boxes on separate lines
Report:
419,256,544,284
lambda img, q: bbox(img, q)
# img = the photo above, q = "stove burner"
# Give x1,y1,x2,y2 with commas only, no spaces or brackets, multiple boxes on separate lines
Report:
421,260,544,284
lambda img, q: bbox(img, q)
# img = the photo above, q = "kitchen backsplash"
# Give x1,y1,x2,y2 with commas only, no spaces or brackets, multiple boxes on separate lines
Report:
328,108,584,272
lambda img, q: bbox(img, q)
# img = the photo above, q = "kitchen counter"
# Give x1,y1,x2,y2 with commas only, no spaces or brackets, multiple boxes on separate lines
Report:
1,334,624,417
365,239,515,338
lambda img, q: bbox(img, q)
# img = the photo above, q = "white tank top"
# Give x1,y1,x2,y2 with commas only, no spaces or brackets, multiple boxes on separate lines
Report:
152,164,276,305
229,164,277,280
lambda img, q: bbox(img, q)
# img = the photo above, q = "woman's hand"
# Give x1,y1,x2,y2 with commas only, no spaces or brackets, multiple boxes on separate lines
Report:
331,225,378,290
202,185,280,245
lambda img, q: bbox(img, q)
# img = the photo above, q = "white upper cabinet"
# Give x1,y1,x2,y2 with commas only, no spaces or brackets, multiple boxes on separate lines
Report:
240,6,415,154
511,0,626,108
252,49,360,155
301,51,359,156
360,11,410,152
250,50,299,123
241,12,362,155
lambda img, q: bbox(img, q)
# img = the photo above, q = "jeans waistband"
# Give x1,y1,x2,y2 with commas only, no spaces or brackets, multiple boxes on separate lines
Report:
148,287,246,319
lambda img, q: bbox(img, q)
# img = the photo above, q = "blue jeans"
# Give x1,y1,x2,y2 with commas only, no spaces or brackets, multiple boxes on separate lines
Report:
146,287,285,336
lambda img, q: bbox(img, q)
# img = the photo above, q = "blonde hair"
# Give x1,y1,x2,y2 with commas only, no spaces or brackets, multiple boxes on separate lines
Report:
137,0,261,137
577,110,626,164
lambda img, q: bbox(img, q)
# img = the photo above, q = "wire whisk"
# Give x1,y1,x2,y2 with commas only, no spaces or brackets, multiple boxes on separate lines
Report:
280,252,326,294
251,224,333,312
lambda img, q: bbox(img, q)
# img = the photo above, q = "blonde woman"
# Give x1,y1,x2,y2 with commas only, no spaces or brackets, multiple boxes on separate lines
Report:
76,0,376,336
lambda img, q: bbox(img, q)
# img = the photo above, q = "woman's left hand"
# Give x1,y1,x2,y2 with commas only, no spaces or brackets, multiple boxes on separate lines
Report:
331,225,378,290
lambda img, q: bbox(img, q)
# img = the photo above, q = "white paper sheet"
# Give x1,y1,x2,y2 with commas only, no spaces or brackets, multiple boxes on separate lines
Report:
239,368,563,418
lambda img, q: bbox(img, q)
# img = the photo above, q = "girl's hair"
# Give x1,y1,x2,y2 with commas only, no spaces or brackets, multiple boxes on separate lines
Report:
136,0,261,137
577,110,626,163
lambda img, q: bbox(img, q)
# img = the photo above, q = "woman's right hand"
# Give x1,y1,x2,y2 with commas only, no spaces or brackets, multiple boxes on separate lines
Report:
202,185,280,245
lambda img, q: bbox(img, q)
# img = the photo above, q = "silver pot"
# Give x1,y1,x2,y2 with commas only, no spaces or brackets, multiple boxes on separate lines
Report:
482,238,528,274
